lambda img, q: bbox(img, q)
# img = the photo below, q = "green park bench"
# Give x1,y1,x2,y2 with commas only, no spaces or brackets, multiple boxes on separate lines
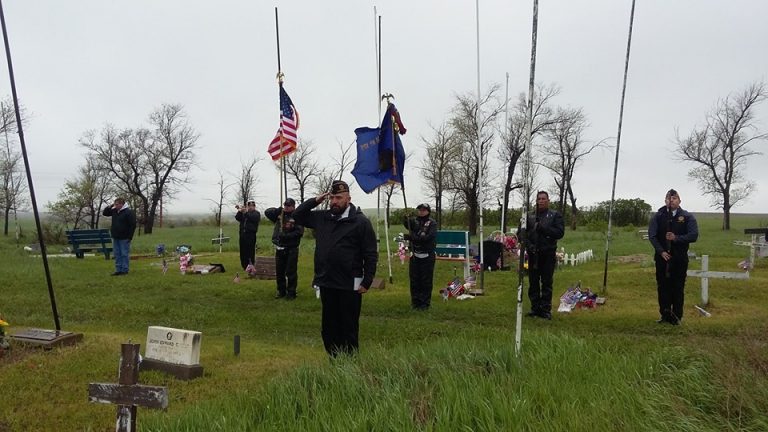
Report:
65,228,113,259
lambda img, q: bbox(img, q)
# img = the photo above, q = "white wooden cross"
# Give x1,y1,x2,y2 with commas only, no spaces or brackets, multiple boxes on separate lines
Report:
732,228,768,269
686,255,749,306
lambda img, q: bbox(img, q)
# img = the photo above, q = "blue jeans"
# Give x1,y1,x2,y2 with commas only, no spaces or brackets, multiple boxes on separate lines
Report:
114,239,131,273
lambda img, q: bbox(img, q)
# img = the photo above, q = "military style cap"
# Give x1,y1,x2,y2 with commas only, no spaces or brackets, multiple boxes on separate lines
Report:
416,203,431,212
331,180,349,194
283,198,296,206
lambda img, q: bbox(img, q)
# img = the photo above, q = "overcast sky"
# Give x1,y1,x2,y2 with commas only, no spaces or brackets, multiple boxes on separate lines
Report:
1,0,766,219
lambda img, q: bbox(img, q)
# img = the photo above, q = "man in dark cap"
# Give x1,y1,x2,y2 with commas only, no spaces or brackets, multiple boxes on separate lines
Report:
235,198,261,270
292,180,378,357
522,191,565,320
648,188,698,325
265,198,304,299
403,203,437,310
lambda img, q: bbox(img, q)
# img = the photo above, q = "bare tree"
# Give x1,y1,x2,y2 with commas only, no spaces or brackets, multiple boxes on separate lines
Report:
234,157,261,206
419,122,459,228
310,140,356,209
675,82,767,230
206,170,233,226
381,182,401,227
498,84,559,232
1,98,29,236
82,103,199,234
540,107,602,229
446,85,504,235
46,156,114,229
330,139,355,182
282,138,321,202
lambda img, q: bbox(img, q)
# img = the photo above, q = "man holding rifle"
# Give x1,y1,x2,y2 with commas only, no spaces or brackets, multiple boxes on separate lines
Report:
648,189,699,325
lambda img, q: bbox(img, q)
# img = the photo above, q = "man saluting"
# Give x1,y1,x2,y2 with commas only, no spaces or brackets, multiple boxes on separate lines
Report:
292,180,378,357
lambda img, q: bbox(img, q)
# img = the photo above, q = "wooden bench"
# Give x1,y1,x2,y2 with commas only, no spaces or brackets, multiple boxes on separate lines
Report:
65,228,113,259
435,230,471,278
638,229,649,240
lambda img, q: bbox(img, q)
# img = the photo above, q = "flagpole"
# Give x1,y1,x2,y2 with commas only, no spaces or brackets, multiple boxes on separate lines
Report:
274,7,285,220
475,0,485,291
502,71,509,233
374,7,381,257
602,0,636,294
379,16,394,284
1,0,61,331
517,0,540,358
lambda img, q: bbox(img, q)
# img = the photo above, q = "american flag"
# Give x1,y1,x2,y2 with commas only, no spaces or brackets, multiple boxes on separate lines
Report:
448,277,464,297
268,84,299,160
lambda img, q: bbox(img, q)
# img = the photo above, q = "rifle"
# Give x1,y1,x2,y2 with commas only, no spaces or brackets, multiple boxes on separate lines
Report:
665,205,672,278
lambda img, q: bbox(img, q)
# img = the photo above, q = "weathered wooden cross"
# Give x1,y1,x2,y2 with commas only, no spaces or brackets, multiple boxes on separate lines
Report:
686,255,749,306
88,343,168,432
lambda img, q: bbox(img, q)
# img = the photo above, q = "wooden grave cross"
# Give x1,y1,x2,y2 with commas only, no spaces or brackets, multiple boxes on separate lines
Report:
88,343,169,432
686,254,749,306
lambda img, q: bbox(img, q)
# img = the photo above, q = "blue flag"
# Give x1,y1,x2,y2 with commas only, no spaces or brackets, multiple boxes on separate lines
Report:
352,103,406,194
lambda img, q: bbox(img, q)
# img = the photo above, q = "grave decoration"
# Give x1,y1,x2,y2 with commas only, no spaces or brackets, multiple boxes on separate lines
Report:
0,317,10,355
557,281,603,313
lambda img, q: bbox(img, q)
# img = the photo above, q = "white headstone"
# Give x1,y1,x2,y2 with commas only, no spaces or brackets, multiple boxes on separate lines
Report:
145,326,202,366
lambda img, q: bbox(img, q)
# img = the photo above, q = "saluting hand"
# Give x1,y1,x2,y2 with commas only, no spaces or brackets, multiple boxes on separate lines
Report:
315,192,330,203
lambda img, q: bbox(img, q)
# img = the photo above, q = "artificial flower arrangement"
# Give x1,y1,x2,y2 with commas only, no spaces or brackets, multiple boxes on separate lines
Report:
0,317,10,350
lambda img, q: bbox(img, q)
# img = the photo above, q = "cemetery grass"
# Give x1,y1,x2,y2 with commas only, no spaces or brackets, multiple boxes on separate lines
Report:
0,214,765,431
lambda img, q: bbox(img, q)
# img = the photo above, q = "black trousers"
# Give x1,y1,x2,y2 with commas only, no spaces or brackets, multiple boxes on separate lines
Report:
528,249,556,313
655,255,689,321
319,287,362,357
409,254,436,309
276,247,299,296
239,234,256,270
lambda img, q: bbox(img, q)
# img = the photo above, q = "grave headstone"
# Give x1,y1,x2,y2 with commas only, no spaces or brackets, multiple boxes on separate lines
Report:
141,326,203,380
10,328,82,349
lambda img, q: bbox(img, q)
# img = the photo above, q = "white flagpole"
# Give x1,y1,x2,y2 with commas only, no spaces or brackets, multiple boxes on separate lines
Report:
476,0,485,291
517,0,540,358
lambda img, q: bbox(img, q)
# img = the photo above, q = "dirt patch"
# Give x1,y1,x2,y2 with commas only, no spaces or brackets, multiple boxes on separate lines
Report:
614,254,650,264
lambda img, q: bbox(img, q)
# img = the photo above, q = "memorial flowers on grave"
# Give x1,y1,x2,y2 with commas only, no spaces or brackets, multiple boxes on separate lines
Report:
0,317,10,350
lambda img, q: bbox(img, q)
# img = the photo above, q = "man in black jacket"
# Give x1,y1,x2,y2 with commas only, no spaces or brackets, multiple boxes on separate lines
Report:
292,180,378,357
523,191,565,320
102,197,137,276
235,199,261,270
648,189,698,325
403,203,437,310
264,198,304,300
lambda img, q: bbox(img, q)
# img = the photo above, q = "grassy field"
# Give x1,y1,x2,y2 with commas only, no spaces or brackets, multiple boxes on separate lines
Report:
1,213,767,431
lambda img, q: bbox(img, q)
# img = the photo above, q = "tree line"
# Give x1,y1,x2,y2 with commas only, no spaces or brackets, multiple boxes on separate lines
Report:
2,80,764,238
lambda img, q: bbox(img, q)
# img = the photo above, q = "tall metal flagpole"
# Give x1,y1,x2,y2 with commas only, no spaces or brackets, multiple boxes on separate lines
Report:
274,7,286,208
374,7,381,257
379,16,394,284
0,0,61,331
475,0,485,291
502,71,509,232
602,0,637,293
516,0,540,357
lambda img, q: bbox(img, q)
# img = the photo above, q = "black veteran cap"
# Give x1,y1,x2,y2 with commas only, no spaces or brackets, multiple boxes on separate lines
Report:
284,197,296,206
331,180,349,194
416,203,431,212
